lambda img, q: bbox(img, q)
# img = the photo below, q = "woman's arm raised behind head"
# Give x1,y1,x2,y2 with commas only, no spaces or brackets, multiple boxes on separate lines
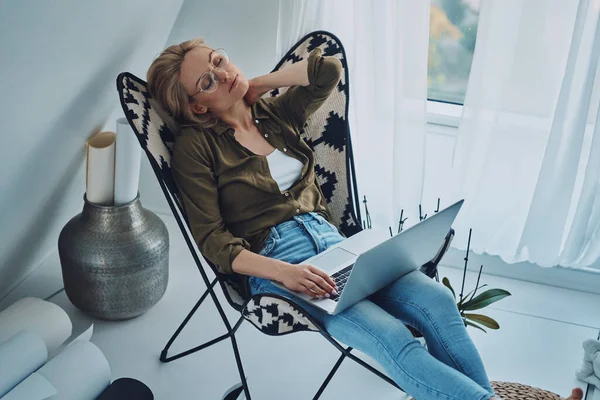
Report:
246,48,342,131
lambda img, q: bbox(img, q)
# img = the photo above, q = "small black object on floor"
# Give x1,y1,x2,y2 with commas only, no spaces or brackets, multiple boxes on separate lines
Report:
96,377,154,400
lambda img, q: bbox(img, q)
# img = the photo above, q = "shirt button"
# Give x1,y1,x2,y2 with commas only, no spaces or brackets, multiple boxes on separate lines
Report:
296,208,300,213
283,148,287,152
264,134,269,138
255,119,259,124
284,192,290,197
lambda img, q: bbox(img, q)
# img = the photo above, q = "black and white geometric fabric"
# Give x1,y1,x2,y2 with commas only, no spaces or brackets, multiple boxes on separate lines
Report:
266,31,363,239
242,294,320,335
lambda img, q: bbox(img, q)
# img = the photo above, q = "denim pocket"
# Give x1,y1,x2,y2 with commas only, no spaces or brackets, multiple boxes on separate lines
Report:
258,232,278,257
308,211,327,225
309,212,339,233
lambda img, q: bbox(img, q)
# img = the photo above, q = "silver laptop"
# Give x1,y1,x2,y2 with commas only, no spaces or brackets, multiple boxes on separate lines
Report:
272,199,464,315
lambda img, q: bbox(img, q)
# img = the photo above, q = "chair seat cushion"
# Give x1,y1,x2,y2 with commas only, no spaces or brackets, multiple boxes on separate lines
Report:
242,294,321,335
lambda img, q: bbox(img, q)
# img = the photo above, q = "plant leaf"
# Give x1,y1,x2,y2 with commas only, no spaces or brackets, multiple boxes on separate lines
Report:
465,284,488,303
462,289,511,311
464,319,487,333
464,313,500,329
442,277,456,300
458,284,489,307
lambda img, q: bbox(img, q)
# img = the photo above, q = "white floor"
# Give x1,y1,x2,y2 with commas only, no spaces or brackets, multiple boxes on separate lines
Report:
1,212,599,399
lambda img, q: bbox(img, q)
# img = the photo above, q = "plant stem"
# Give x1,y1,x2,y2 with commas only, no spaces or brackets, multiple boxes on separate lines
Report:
398,209,404,233
363,196,371,229
470,264,484,301
459,228,472,305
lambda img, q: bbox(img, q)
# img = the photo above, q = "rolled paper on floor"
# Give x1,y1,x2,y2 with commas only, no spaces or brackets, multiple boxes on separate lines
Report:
1,372,57,400
36,340,111,400
86,131,116,206
96,378,154,400
0,297,72,354
0,330,48,397
113,118,142,206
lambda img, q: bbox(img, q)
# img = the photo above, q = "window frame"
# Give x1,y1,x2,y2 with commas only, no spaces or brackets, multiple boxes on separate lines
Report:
426,99,462,129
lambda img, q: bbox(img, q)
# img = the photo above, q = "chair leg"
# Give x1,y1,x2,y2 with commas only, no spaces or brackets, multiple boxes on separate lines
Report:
230,334,251,400
313,352,347,400
160,277,219,362
151,174,253,396
159,276,252,397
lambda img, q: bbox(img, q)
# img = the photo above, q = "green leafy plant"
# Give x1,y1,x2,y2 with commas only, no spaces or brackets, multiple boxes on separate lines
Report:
442,228,511,333
442,270,511,333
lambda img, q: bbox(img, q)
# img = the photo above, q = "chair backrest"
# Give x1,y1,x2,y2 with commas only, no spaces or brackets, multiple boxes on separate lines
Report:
268,31,362,238
116,30,361,310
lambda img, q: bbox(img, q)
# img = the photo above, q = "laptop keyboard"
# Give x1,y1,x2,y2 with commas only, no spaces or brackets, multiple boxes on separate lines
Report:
329,265,354,302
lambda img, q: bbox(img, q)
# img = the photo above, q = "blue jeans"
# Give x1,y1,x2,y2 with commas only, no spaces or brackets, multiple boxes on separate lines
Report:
249,212,496,400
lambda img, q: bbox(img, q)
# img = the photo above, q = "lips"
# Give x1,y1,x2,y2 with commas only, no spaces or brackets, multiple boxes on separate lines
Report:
229,74,239,92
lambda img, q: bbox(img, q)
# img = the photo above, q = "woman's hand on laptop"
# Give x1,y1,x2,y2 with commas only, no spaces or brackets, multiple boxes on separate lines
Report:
278,264,338,299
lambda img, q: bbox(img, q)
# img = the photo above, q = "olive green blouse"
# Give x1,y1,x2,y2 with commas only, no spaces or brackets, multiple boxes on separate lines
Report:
171,48,343,275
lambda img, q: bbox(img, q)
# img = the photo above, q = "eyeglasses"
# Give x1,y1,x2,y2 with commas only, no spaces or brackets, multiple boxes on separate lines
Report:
190,48,230,96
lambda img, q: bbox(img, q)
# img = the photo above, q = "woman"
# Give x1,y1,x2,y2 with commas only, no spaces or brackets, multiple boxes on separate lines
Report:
147,38,583,400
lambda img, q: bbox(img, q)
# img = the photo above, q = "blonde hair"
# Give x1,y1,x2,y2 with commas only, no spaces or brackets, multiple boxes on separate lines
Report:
147,38,220,130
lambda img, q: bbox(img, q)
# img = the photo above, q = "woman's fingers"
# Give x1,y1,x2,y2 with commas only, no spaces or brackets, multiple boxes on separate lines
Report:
304,280,328,297
289,264,338,298
307,274,335,297
307,266,337,292
300,285,320,298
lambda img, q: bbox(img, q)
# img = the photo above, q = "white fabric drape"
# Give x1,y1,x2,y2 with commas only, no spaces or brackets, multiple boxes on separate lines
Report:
449,0,600,268
277,0,431,229
275,0,323,61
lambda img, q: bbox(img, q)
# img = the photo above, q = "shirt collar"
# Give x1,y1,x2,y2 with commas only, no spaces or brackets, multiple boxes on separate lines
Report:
210,121,231,136
209,100,271,136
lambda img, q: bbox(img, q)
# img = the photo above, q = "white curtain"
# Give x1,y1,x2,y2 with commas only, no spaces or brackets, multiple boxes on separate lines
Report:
449,0,600,269
275,0,323,61
277,0,431,230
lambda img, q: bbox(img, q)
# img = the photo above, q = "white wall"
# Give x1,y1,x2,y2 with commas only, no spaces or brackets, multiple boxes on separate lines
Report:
138,0,281,214
0,0,185,299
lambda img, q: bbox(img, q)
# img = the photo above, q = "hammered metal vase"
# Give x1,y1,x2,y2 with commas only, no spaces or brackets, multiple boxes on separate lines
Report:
58,193,169,320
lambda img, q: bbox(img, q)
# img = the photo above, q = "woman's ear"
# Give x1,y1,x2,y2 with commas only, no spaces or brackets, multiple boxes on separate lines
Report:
189,101,207,115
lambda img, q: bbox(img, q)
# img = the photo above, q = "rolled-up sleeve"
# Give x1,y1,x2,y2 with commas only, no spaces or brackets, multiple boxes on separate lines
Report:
171,136,251,274
275,47,343,131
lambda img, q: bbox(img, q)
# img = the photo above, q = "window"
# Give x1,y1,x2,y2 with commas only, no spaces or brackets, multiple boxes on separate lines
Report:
428,0,481,105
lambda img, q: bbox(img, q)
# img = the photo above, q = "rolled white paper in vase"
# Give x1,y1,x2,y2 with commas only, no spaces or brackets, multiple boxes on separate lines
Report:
0,297,72,354
114,118,142,206
0,330,48,397
86,131,116,206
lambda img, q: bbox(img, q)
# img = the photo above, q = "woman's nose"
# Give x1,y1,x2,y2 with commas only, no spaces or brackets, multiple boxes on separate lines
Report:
213,68,230,83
